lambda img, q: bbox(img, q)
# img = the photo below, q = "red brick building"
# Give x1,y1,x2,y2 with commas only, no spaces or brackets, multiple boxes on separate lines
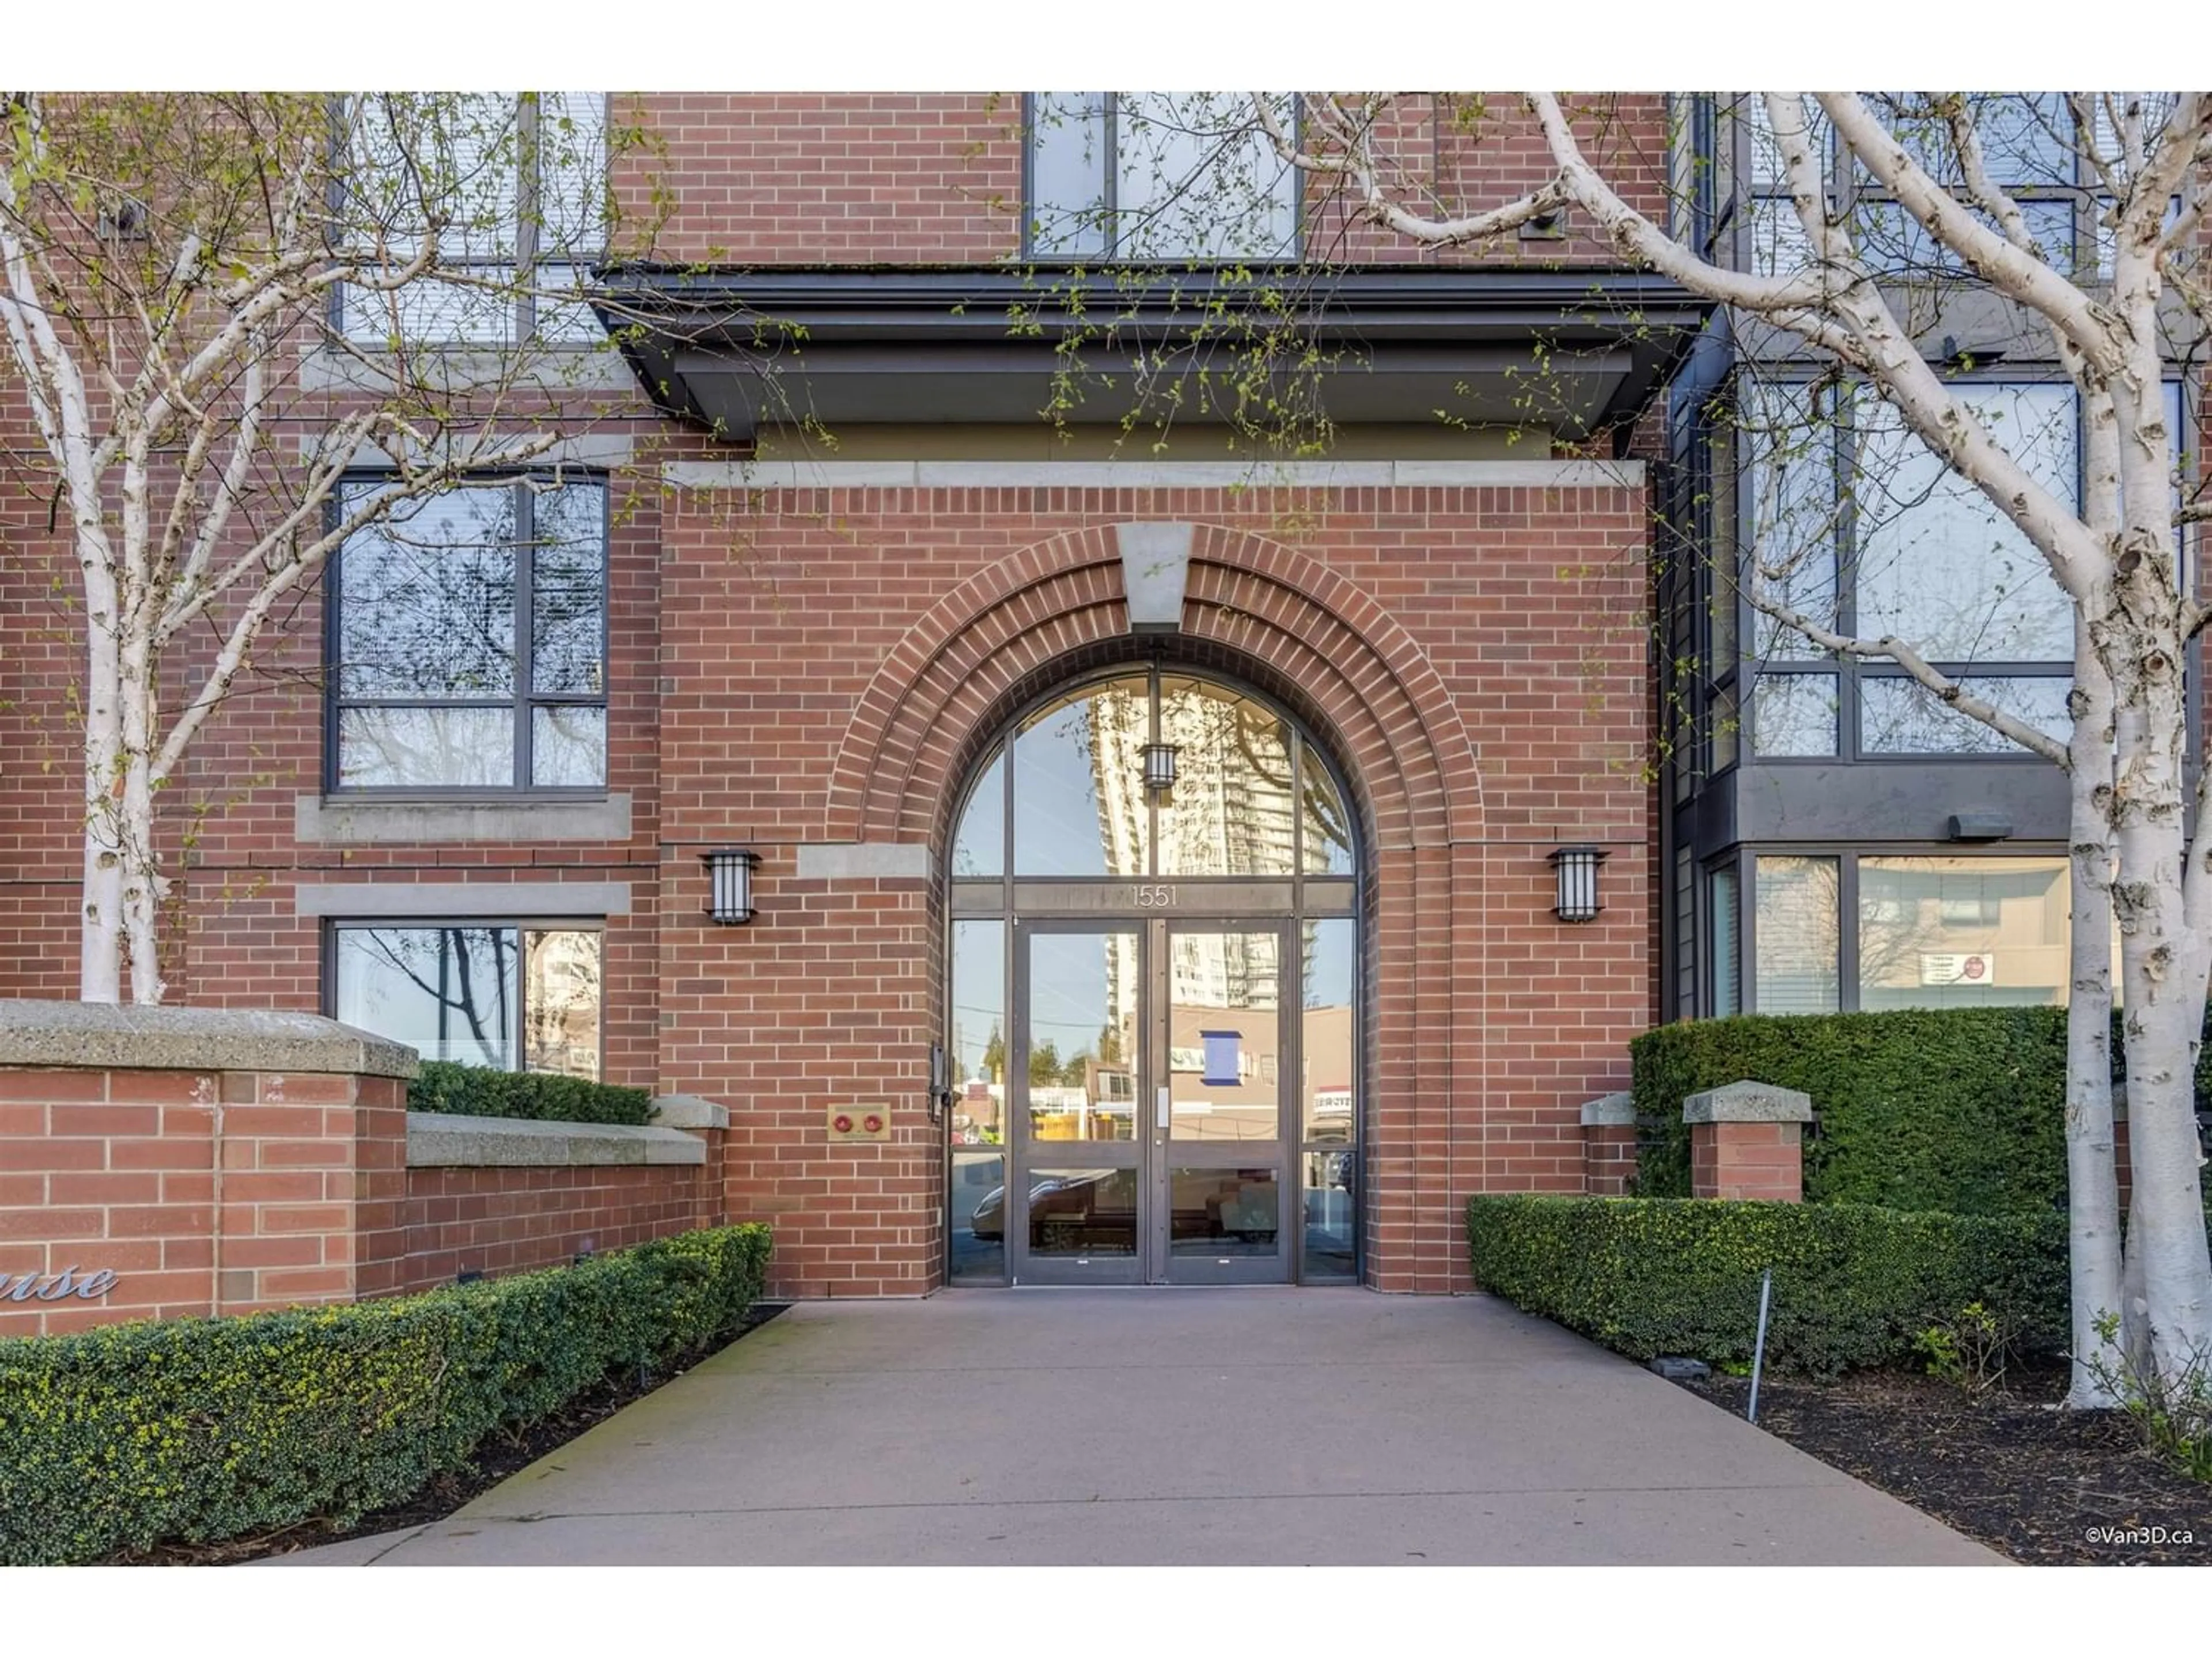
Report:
1,92,1707,1297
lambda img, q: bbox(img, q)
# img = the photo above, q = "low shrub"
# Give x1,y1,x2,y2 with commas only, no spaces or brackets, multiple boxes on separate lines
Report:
407,1059,653,1126
2081,1312,2212,1483
1465,1194,2065,1379
0,1222,771,1566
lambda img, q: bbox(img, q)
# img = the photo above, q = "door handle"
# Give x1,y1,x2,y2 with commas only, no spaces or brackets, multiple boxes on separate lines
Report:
1157,1085,1170,1141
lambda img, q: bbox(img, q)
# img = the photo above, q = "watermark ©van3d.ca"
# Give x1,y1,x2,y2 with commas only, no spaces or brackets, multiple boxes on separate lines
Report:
2,1266,120,1304
2086,1524,2198,1547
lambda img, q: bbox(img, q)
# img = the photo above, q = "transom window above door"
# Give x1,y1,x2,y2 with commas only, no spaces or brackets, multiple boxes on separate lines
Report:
950,671,1354,880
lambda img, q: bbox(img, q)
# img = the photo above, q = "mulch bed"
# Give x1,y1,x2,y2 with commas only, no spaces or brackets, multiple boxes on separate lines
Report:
119,1302,791,1567
1677,1362,2211,1565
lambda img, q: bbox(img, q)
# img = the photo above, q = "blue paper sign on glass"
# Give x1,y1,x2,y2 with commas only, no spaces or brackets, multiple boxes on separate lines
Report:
1200,1029,1243,1087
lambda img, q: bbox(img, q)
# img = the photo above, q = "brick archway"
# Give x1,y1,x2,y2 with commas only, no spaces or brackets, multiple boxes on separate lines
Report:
824,523,1484,859
825,523,1490,1291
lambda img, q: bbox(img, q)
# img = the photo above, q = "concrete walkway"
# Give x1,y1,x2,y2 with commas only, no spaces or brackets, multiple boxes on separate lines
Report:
271,1289,2001,1566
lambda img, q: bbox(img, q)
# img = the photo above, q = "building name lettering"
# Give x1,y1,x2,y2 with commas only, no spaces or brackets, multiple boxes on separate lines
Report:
2,1267,120,1303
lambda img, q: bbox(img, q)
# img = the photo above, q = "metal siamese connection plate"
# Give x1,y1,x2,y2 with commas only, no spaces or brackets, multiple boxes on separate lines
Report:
827,1103,892,1142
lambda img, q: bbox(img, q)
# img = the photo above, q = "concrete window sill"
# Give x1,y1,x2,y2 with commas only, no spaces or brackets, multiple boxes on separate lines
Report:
297,793,632,846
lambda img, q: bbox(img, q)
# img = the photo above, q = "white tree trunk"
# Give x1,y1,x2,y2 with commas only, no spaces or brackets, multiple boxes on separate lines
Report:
2063,639,2124,1407
2107,203,2212,1380
78,620,125,1005
119,676,165,1006
2111,664,2212,1377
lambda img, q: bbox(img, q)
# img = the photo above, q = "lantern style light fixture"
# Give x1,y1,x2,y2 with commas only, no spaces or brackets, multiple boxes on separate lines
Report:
1143,741,1179,796
702,848,761,925
1548,844,1608,923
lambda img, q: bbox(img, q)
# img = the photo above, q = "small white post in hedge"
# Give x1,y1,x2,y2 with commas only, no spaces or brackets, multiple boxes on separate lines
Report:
1748,1267,1774,1424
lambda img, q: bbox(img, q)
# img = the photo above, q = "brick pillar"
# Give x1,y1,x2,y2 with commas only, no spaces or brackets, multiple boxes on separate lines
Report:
1580,1092,1638,1196
651,1093,732,1228
0,999,416,1336
1684,1081,1815,1202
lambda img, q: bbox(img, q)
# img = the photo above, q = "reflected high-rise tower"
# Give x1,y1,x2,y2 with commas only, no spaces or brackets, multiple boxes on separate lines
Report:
1089,678,1295,1014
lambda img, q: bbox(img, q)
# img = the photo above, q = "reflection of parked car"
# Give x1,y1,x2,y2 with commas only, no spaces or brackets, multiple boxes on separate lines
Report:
969,1170,1124,1241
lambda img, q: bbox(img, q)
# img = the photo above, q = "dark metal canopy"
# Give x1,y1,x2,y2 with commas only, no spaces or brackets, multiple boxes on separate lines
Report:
592,266,1712,443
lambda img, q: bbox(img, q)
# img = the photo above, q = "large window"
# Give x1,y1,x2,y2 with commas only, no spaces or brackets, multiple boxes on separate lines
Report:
1736,380,2124,760
1734,93,2171,282
1849,94,2077,277
336,92,606,345
328,478,607,791
1737,377,2187,760
1751,854,1841,1014
331,923,603,1078
1027,92,1299,262
1858,858,2073,1009
1719,851,2113,1014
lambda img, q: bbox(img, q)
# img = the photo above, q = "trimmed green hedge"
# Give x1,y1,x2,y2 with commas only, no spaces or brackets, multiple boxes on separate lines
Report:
0,1223,771,1566
1466,1195,2066,1379
407,1059,653,1126
1633,1005,2212,1211
1631,1006,2073,1211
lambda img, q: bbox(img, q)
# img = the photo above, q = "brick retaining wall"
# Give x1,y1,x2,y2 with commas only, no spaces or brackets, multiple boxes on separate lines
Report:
0,1003,730,1337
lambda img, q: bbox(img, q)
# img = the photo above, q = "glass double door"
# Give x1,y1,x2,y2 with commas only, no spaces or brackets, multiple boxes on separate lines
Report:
1010,919,1291,1285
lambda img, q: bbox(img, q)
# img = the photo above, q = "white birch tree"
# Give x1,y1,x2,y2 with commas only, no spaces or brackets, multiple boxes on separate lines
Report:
0,92,658,1005
1245,89,2210,1399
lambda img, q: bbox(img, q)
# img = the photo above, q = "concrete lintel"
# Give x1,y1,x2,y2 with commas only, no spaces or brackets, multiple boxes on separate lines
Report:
650,1093,730,1131
794,842,930,881
663,457,1649,491
1682,1081,1815,1126
1578,1092,1637,1127
294,880,633,918
0,999,418,1080
406,1111,706,1168
297,794,632,846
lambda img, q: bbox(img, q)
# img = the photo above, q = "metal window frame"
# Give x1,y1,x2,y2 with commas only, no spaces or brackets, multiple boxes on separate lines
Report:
321,915,609,1077
323,471,612,797
1726,371,2152,765
327,92,612,346
1735,842,2082,1016
1705,858,1743,1018
1728,94,2091,283
940,661,1365,1286
1020,90,1304,266
1842,94,2090,281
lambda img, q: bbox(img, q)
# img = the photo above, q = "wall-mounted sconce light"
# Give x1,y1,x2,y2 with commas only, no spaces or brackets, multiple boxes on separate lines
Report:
1143,742,1179,796
702,848,760,925
1946,813,2012,843
1548,844,1608,923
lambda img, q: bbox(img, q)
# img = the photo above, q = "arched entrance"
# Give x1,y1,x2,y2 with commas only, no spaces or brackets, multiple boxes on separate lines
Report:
942,664,1361,1286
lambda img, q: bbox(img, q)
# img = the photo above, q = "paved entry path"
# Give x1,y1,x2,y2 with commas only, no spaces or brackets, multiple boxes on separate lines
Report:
274,1289,1999,1566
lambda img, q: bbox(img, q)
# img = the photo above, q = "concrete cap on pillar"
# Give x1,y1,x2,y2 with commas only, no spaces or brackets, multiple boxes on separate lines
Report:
1682,1080,1815,1124
1578,1092,1637,1127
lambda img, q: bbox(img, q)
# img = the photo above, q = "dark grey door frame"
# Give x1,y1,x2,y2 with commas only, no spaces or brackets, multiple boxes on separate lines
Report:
1150,916,1296,1286
1006,915,1297,1286
1007,919,1146,1286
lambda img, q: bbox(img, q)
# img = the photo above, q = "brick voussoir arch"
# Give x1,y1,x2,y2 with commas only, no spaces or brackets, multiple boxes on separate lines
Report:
825,522,1483,854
